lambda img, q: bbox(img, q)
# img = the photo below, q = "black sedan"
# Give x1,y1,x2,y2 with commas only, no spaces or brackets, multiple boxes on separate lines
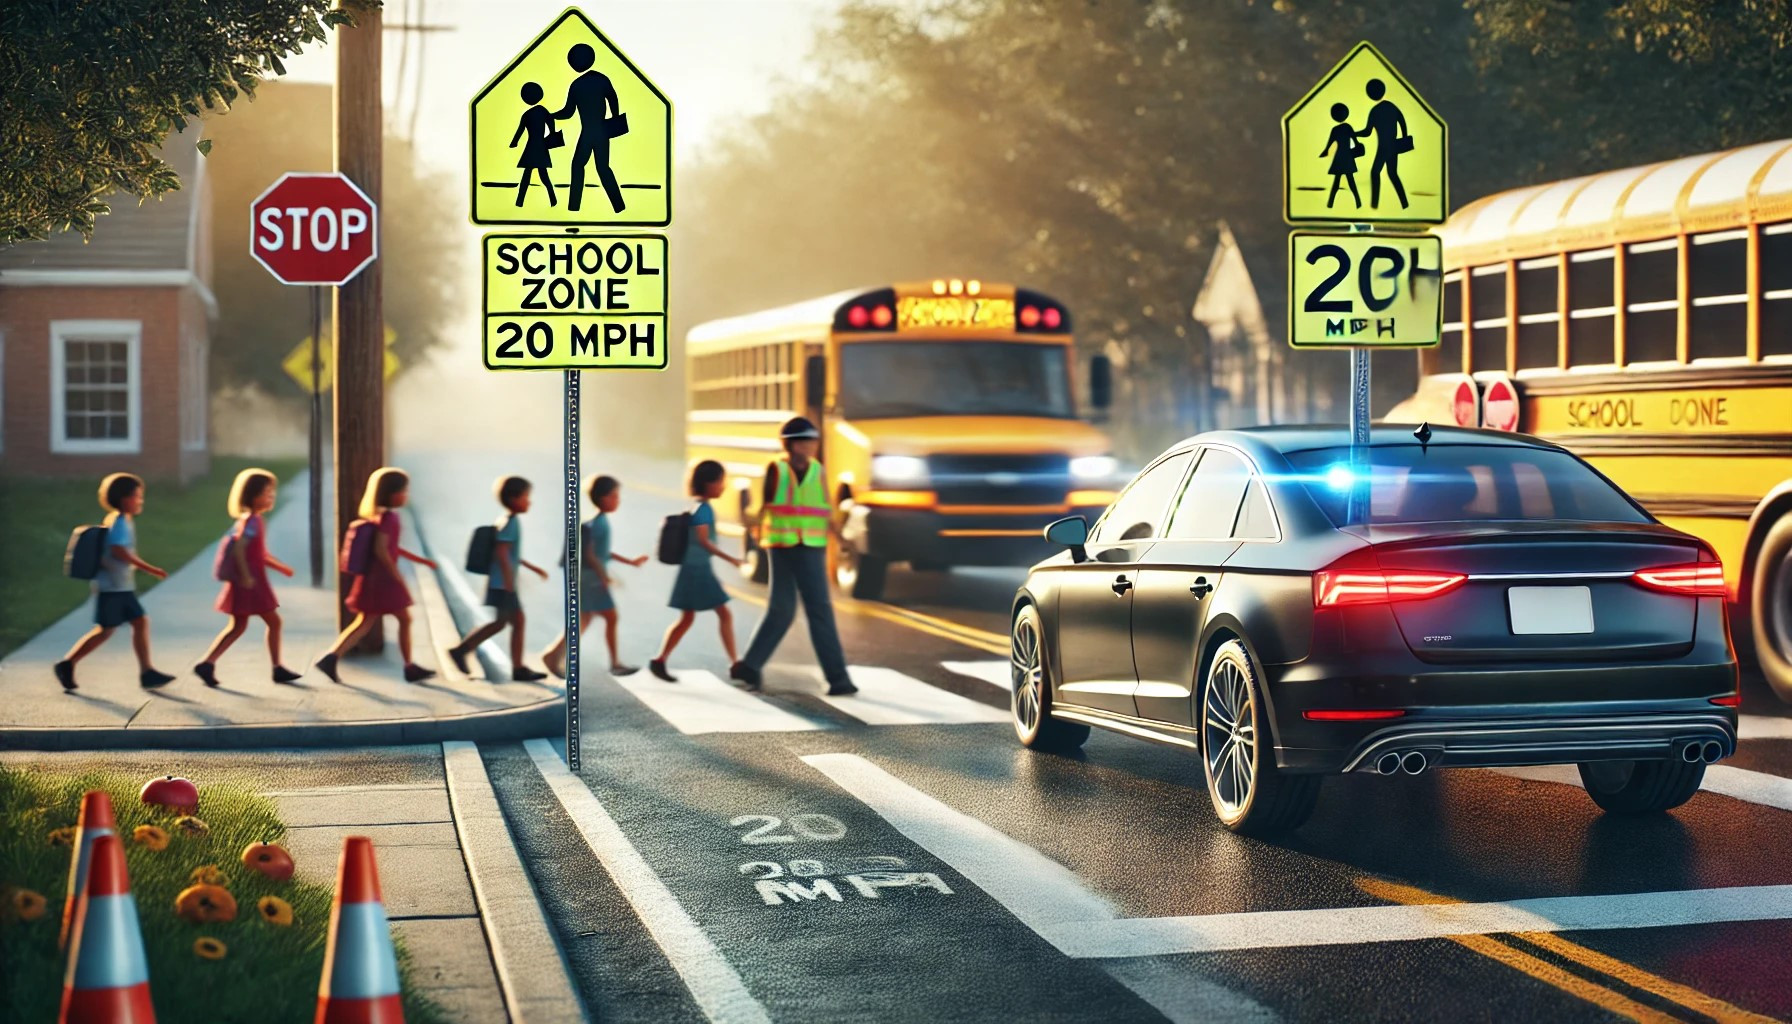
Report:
1010,425,1740,834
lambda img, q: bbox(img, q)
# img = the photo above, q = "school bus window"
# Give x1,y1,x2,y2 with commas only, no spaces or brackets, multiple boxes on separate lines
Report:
1567,249,1616,368
1624,239,1679,364
1438,271,1465,373
1689,229,1748,361
1469,264,1509,372
1760,223,1792,358
1516,256,1560,371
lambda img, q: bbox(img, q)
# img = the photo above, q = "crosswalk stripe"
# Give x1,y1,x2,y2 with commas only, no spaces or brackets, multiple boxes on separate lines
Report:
1740,714,1792,741
941,661,1011,691
615,669,823,734
824,667,1010,726
1495,763,1792,813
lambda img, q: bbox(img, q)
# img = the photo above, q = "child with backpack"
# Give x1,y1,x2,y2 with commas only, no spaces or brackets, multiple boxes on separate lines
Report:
541,474,648,679
195,468,299,687
54,473,176,691
648,460,744,682
449,475,550,682
314,467,440,683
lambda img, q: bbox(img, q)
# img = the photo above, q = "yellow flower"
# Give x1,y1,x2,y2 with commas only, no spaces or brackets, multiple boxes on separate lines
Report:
173,815,209,837
193,937,227,960
257,895,295,927
11,888,47,921
188,864,226,886
47,827,75,847
132,825,169,851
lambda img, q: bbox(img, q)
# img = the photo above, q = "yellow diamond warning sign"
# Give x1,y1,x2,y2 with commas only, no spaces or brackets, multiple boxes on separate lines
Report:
482,233,668,370
1283,42,1447,226
469,8,670,227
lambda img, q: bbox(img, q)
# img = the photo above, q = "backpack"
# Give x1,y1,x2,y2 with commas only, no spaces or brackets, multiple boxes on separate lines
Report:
64,525,108,580
657,510,693,565
340,518,377,576
466,523,498,575
212,519,247,582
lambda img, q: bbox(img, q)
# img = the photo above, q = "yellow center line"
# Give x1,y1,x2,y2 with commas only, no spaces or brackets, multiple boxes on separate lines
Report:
1358,877,1777,1023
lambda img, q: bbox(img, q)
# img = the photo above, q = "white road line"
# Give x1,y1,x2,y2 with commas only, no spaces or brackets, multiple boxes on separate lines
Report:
1041,885,1792,958
1495,763,1792,813
941,660,1011,691
525,739,771,1024
1740,715,1792,741
823,667,1010,726
616,669,822,734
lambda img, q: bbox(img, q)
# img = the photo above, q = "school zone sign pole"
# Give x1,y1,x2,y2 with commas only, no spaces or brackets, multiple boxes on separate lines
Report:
471,8,673,769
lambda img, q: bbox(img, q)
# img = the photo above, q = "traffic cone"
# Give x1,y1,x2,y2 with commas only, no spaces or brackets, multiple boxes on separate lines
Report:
60,833,155,1023
60,790,116,949
315,836,404,1024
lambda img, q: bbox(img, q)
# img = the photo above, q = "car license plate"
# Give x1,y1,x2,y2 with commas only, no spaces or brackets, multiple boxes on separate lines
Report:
1507,586,1594,635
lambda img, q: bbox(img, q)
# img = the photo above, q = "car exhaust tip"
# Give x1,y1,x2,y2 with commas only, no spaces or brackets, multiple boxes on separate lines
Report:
1375,752,1403,775
1700,740,1724,764
1680,742,1703,763
1400,751,1428,775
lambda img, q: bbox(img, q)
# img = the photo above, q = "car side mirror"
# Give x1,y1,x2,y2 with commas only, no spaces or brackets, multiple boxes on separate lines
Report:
1044,515,1089,563
804,355,827,410
1088,354,1112,413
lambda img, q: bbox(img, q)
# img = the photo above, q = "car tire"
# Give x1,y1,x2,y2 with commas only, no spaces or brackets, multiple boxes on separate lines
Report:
1200,639,1320,835
1010,604,1090,752
836,545,888,601
1750,513,1792,703
1577,758,1705,815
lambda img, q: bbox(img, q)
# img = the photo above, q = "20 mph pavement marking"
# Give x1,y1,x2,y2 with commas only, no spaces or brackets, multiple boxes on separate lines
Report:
525,739,772,1024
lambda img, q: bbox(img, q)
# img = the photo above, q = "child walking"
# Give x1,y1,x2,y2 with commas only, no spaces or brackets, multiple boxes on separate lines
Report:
314,467,441,684
196,468,299,687
649,460,744,682
449,476,550,682
542,475,647,679
54,473,176,691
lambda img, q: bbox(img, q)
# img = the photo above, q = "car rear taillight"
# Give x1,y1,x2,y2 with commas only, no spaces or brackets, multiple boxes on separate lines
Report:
1302,709,1406,721
1314,570,1467,607
1631,562,1726,597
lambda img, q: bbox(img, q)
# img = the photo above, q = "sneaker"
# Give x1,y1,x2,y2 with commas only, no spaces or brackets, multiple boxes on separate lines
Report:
611,663,640,677
825,680,859,697
140,669,176,689
447,645,472,676
194,662,219,688
54,660,77,692
511,666,548,683
729,661,761,691
272,666,302,684
404,663,436,683
648,659,677,683
314,652,341,684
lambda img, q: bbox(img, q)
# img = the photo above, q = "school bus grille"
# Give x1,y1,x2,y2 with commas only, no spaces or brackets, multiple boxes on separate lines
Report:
927,454,1070,508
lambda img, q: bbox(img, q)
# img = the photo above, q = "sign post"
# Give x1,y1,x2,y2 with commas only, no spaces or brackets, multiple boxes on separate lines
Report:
471,7,672,770
1283,41,1448,523
250,172,381,586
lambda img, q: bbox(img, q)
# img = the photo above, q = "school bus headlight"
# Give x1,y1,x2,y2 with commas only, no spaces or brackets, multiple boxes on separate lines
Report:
871,454,930,487
1070,455,1118,481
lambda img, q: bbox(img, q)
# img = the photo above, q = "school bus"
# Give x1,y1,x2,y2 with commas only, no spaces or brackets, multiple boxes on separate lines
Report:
1385,138,1792,702
686,279,1119,601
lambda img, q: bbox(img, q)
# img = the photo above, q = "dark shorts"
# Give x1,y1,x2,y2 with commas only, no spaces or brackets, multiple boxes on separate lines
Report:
95,591,145,628
484,587,522,616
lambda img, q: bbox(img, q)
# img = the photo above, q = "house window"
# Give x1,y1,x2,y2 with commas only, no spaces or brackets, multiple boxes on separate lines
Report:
51,320,141,454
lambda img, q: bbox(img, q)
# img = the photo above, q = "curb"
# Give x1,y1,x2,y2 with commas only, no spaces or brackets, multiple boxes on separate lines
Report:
444,741,589,1024
0,699,564,751
406,506,515,682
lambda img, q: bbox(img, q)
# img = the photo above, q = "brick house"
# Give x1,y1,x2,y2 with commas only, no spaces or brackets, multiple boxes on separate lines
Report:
0,127,214,482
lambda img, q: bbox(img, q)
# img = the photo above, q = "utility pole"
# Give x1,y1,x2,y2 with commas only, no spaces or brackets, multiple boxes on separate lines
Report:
335,6,384,648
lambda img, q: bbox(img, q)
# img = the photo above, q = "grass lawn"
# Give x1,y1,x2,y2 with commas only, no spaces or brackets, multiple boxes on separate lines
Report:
0,767,445,1023
0,457,306,660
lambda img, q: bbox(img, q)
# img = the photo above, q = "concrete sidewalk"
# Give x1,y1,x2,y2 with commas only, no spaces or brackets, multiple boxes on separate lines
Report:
0,472,564,750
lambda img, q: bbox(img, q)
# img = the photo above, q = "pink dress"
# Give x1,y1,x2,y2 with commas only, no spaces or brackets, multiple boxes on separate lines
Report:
347,510,413,614
217,513,278,616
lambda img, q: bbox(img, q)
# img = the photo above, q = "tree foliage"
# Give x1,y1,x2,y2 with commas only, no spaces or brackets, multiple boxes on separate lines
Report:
0,0,376,244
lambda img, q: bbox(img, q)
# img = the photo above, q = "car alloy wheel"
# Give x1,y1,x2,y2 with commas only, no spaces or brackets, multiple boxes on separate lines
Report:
1010,604,1089,752
1203,656,1257,815
1199,639,1321,834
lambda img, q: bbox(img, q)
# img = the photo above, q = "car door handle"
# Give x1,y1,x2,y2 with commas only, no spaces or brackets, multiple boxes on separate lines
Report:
1111,575,1133,596
1189,576,1212,598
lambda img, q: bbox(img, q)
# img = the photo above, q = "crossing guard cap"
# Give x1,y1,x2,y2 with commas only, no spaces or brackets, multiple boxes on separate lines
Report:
780,416,820,440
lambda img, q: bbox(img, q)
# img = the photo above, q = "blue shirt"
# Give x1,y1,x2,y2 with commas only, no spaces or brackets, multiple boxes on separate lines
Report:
684,502,716,565
98,514,136,593
489,514,521,589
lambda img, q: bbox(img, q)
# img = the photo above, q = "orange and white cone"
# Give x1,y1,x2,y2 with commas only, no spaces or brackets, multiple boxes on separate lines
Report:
61,790,116,949
315,836,404,1024
60,832,155,1023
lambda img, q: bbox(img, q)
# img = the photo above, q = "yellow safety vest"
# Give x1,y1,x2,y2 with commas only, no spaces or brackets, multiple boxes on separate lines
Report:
762,460,830,548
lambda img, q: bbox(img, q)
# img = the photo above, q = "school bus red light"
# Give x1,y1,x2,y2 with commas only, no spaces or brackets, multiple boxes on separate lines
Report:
847,305,869,328
1019,305,1041,328
1042,307,1062,329
871,304,893,328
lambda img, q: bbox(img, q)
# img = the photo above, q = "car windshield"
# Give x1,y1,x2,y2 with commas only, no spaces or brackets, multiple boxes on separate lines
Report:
837,341,1074,419
1283,444,1651,526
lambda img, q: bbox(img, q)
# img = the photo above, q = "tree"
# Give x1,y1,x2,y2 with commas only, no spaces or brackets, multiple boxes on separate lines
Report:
0,0,376,245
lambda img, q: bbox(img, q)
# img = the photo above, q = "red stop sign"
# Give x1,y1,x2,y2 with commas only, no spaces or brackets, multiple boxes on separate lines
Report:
250,173,379,286
1482,376,1521,432
1449,375,1479,428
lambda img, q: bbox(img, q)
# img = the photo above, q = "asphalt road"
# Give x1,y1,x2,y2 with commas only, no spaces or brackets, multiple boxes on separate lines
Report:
402,446,1792,1024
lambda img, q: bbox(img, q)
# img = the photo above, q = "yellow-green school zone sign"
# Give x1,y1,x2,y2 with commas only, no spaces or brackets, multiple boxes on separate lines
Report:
483,234,668,370
1287,231,1443,348
469,7,671,227
1282,42,1447,226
